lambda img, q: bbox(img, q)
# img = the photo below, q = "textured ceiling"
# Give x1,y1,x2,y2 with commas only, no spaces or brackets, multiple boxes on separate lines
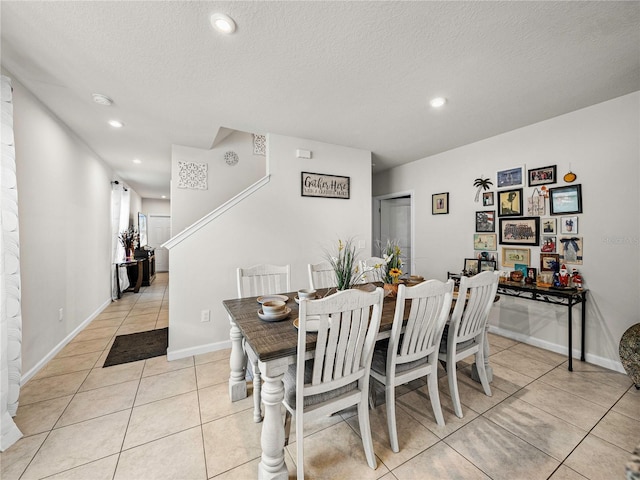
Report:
2,1,639,199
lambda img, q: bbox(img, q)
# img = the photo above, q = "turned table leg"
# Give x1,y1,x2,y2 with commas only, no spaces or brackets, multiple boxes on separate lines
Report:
229,315,248,401
258,359,289,480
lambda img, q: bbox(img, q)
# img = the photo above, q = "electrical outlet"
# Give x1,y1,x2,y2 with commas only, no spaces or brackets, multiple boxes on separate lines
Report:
58,308,63,321
201,309,210,322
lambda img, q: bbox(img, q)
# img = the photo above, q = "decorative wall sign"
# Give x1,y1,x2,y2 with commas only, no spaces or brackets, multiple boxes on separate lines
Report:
177,161,208,190
224,151,239,166
301,172,350,199
253,134,266,156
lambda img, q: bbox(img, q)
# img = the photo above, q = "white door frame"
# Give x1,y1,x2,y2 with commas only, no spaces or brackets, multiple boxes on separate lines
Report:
372,190,415,275
148,214,171,272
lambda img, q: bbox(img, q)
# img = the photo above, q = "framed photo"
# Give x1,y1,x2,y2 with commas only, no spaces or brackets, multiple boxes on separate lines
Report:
463,258,480,275
479,259,497,272
540,253,560,272
475,211,495,232
526,267,538,283
497,166,524,188
549,184,582,215
499,217,540,246
541,235,556,252
482,192,494,207
560,216,579,234
474,233,497,251
497,188,523,217
501,247,530,267
559,236,583,265
301,172,350,199
542,218,557,234
514,263,528,278
432,192,449,215
528,165,557,186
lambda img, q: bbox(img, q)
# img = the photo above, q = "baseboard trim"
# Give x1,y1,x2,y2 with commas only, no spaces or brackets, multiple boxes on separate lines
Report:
21,297,113,384
488,326,625,374
167,339,232,361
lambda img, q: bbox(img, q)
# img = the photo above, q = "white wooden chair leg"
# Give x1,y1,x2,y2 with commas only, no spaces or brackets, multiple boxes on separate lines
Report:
448,356,463,418
427,371,445,426
252,358,263,422
475,350,492,397
296,409,304,480
385,384,399,453
357,398,377,469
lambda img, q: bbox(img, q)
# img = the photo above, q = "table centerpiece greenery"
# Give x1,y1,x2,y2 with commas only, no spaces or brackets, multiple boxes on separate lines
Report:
325,238,380,290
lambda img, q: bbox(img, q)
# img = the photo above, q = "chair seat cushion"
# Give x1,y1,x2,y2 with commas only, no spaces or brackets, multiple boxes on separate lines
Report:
439,324,476,353
370,338,429,375
283,361,357,408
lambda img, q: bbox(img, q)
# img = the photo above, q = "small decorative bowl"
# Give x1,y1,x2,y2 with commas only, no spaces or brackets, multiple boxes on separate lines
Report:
262,300,286,315
510,271,524,282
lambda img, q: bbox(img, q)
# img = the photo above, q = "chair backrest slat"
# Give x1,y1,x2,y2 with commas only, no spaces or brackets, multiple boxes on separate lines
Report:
308,262,337,290
451,271,499,344
237,264,291,298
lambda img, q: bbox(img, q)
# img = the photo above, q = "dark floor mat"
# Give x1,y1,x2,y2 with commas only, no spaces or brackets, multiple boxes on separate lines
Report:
103,327,168,367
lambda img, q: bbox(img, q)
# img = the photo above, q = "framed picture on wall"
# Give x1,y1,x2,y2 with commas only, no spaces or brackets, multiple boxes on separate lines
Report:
475,211,495,232
432,192,449,214
497,188,523,217
542,218,557,234
463,258,480,275
496,166,524,188
528,165,557,186
479,259,497,271
499,217,540,246
473,233,497,251
482,192,495,206
560,216,579,234
540,253,560,272
549,184,582,215
501,247,531,267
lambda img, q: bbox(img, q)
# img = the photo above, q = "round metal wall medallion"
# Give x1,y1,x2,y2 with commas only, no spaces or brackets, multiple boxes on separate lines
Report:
224,151,239,166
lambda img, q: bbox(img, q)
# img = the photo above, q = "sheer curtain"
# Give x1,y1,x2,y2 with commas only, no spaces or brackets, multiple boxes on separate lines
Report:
111,184,131,299
1,75,23,451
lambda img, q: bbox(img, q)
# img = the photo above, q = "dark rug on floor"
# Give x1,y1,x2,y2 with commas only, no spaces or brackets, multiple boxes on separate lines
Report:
103,327,168,367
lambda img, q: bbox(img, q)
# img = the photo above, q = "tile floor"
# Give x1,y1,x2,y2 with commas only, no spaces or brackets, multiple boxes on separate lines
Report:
1,272,638,479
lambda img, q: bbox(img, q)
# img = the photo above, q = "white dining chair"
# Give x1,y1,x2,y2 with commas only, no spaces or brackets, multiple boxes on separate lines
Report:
438,270,499,418
283,287,384,480
370,279,454,452
361,256,386,283
236,263,291,422
307,261,336,290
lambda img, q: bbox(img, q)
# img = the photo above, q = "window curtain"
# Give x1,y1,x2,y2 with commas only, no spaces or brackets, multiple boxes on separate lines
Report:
111,184,130,299
1,75,23,451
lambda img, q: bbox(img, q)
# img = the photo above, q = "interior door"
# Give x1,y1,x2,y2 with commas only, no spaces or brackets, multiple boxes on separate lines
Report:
379,196,412,276
148,215,171,272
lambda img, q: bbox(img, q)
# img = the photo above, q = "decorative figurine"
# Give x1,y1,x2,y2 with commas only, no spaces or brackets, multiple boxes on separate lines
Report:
559,264,570,287
571,268,583,289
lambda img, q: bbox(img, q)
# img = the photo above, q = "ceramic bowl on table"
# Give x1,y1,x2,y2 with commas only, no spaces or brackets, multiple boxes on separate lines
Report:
262,300,286,315
297,289,317,300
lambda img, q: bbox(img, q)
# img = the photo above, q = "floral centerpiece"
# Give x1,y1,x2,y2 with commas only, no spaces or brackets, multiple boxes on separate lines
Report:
119,227,138,259
325,238,378,290
378,239,404,296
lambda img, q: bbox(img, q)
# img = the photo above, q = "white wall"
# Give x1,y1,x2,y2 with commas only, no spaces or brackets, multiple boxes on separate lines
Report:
11,75,117,377
171,130,265,233
373,92,640,371
167,134,372,358
141,198,170,216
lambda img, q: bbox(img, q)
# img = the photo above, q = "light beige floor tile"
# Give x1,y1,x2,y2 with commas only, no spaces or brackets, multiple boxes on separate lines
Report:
392,441,490,480
134,367,197,406
195,358,231,389
21,410,130,480
564,434,632,480
131,299,162,308
508,342,567,366
0,432,48,480
93,309,129,320
490,348,556,378
194,348,231,365
202,411,264,478
85,317,125,330
123,391,201,449
613,388,640,419
285,421,390,480
539,366,629,409
36,351,102,378
128,307,160,318
72,325,119,342
548,464,588,479
116,427,206,480
56,337,112,358
115,320,158,336
514,380,609,431
142,354,193,377
562,360,634,390
591,409,640,453
155,317,169,328
437,369,510,415
483,396,587,461
459,361,534,395
79,361,144,392
121,313,158,325
55,379,138,427
20,370,89,405
397,384,479,439
198,382,253,424
44,454,119,479
13,395,73,436
445,417,559,480
487,332,518,350
346,400,439,471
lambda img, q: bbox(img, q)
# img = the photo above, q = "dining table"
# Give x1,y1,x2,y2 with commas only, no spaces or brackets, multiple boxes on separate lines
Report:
223,283,489,480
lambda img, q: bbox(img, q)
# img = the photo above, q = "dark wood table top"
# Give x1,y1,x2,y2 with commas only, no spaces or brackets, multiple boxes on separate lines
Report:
223,285,404,363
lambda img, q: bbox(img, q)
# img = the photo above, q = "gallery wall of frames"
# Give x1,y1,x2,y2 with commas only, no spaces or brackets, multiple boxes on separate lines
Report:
466,164,584,287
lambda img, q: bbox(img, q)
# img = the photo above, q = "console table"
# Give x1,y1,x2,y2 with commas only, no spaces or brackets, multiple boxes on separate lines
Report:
116,259,144,298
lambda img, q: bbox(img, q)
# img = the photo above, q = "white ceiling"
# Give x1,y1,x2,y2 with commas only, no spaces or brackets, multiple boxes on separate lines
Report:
2,1,638,199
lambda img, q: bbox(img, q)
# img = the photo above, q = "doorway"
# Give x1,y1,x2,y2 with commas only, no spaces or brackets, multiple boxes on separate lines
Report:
148,215,171,272
373,193,414,276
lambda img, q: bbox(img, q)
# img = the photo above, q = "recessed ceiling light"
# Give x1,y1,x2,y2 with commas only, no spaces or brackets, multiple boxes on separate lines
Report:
161,195,167,199
210,13,236,34
92,93,113,106
133,158,142,164
429,97,447,108
108,120,124,128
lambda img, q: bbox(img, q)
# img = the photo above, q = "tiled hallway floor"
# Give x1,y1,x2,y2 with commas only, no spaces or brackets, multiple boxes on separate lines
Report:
2,272,638,479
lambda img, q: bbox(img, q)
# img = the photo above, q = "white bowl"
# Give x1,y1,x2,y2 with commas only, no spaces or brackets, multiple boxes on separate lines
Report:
297,289,317,300
262,300,286,315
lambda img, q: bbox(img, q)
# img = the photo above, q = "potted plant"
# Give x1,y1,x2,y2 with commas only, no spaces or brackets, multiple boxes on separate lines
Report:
379,239,404,296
